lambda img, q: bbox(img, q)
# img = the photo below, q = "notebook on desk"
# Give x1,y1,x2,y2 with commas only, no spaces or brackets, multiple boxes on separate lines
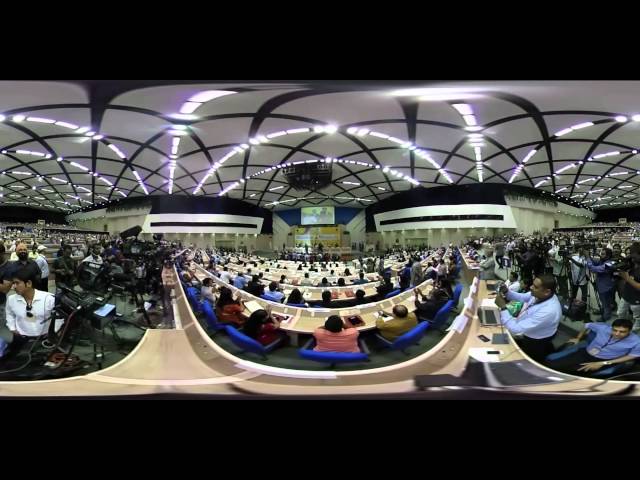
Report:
271,313,293,324
244,300,263,314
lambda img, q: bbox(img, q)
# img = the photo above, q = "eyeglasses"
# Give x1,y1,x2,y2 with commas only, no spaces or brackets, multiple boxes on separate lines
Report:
26,304,33,318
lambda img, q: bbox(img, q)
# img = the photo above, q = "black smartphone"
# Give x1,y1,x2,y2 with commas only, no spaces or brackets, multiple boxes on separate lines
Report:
478,334,490,342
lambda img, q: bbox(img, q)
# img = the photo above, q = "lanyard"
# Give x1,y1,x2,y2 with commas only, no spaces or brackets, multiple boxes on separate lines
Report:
598,335,622,351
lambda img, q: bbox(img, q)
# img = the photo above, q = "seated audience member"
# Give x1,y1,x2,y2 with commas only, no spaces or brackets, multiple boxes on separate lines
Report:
352,272,367,285
215,287,245,326
546,318,640,376
219,267,232,284
506,271,521,292
436,277,454,298
399,275,410,292
241,308,286,346
313,315,360,353
286,288,308,307
337,277,346,287
279,274,288,287
300,272,314,286
376,274,394,300
262,281,285,303
312,290,334,308
245,275,264,297
201,277,216,303
414,287,449,321
344,268,352,277
376,304,418,342
353,289,367,305
317,277,330,288
233,272,248,290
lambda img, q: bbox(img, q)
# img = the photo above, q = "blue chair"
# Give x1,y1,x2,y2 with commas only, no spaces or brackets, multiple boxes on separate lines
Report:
224,325,285,360
384,288,401,299
298,338,370,368
429,300,455,331
545,331,636,378
375,321,430,355
451,284,463,311
201,299,228,334
186,287,202,313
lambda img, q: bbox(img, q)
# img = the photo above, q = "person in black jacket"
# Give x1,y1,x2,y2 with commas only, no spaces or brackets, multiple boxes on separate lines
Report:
414,287,449,321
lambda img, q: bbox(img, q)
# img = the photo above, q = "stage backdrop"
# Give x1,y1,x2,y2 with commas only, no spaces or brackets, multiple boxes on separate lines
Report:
294,226,341,247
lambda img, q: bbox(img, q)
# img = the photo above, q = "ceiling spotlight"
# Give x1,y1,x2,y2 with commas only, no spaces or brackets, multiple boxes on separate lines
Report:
12,115,25,122
464,126,483,132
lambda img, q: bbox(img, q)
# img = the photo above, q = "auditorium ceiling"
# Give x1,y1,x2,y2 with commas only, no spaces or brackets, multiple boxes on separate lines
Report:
0,80,637,212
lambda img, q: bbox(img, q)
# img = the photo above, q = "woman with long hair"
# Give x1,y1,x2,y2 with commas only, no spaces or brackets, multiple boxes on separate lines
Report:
241,309,285,346
215,286,245,326
286,288,308,306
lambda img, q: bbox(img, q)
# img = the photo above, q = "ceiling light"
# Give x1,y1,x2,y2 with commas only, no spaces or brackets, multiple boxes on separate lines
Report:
76,127,90,134
27,117,55,124
452,104,473,116
324,125,338,134
464,126,483,132
180,102,202,114
12,115,25,122
170,113,198,121
463,115,477,126
55,121,78,129
632,114,640,122
189,90,235,103
92,135,104,140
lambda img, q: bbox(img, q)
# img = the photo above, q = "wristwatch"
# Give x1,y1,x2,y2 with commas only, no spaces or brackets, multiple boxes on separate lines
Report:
603,361,612,366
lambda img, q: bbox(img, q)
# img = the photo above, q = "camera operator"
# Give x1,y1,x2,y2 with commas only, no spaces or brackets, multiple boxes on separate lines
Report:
569,246,589,302
52,245,76,290
615,242,640,330
586,248,616,322
517,242,538,285
548,242,569,299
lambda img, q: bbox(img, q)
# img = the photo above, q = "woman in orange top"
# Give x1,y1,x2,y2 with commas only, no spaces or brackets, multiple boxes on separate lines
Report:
215,286,245,326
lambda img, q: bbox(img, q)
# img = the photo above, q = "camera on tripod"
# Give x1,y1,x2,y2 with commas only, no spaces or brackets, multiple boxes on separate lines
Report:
610,257,633,274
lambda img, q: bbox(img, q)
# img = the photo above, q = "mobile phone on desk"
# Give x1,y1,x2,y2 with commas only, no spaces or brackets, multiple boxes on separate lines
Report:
477,334,490,342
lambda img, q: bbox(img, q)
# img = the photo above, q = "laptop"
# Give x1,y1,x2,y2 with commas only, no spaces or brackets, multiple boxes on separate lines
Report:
478,306,500,326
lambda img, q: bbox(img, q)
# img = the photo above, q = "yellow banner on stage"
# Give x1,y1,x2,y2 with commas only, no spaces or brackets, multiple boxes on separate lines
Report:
295,226,340,247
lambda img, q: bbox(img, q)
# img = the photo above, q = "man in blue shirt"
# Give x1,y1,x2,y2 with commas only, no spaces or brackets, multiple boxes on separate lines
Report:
494,274,562,363
262,281,285,303
587,248,616,321
233,272,248,290
351,272,368,285
546,318,640,376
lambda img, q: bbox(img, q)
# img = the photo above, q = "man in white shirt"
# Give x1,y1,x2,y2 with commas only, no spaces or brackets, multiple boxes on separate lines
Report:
569,247,588,301
82,244,103,270
505,271,521,292
5,268,62,354
218,266,232,284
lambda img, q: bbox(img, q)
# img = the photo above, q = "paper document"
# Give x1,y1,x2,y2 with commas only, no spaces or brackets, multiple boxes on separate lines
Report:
244,300,263,314
469,348,503,363
374,312,394,322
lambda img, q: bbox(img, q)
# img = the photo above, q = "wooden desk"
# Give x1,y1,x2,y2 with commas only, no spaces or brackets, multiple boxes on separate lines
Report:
460,250,481,284
194,264,432,346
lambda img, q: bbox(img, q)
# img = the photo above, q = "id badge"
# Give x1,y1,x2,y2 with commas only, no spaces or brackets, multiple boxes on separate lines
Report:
588,347,600,356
